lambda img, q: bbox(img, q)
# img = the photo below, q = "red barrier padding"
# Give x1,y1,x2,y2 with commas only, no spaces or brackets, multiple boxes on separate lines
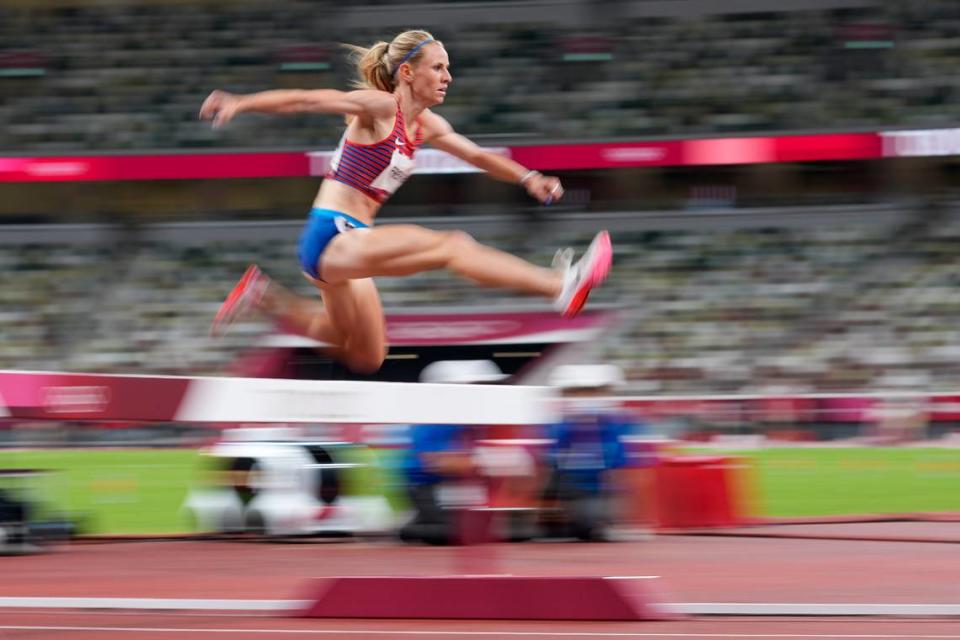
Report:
652,456,750,529
296,575,678,621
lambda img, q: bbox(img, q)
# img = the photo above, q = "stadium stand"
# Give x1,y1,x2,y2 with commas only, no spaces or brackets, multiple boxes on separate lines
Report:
1,0,958,151
3,203,959,396
2,0,959,397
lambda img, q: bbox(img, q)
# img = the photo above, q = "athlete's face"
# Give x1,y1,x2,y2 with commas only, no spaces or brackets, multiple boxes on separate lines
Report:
409,43,452,105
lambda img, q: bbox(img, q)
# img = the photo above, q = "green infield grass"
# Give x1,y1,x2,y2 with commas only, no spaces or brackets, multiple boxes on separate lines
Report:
741,446,960,517
1,446,958,534
0,449,200,534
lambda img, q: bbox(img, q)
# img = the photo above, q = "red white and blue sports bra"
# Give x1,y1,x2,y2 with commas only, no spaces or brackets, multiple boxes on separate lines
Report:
325,96,425,204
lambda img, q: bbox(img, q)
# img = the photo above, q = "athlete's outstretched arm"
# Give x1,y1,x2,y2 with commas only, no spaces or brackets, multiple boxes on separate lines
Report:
199,89,393,128
421,110,564,204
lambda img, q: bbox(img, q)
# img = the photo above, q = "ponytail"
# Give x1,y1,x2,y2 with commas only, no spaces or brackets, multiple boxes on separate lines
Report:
343,30,439,93
343,41,394,92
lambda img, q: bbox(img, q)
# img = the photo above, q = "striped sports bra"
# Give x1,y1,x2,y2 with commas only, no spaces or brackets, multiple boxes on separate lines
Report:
325,96,425,204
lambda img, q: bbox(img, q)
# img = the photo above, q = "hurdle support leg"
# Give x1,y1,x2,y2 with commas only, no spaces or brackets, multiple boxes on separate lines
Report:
295,575,680,621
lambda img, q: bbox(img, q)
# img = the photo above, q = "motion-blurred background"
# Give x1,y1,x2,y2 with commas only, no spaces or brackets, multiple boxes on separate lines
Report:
1,0,959,542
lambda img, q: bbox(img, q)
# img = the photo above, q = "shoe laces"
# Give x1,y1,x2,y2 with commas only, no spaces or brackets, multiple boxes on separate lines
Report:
552,247,575,271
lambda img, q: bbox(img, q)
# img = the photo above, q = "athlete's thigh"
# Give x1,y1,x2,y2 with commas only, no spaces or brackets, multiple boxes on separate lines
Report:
322,224,449,282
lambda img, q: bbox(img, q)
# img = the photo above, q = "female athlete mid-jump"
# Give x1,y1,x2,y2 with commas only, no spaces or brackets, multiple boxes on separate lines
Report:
202,29,612,373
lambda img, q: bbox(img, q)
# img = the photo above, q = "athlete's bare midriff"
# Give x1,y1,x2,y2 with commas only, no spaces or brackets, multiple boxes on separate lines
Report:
313,179,380,226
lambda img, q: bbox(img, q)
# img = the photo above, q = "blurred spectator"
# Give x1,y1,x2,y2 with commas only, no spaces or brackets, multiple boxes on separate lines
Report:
398,359,508,545
539,364,638,542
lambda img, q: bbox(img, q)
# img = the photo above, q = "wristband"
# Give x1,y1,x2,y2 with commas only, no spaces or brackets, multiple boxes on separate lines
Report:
519,170,540,186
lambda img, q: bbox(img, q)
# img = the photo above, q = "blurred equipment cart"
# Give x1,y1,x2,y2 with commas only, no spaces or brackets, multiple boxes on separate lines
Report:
182,434,394,538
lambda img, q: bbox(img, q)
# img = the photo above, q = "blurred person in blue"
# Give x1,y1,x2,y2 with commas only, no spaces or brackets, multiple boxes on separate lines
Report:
201,29,612,374
398,359,507,545
538,364,640,542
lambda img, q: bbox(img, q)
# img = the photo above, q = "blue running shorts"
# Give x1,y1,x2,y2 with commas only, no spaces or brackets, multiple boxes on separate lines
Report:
297,208,369,281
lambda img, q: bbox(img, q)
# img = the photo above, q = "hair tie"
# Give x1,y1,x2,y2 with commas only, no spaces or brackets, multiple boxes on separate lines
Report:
391,38,434,77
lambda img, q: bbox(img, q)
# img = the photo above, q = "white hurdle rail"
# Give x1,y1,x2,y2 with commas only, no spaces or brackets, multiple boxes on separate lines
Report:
177,376,556,424
0,370,558,425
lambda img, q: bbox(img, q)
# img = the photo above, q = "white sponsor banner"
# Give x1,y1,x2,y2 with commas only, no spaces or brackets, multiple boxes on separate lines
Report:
882,128,960,158
41,385,111,414
307,147,508,177
175,376,557,425
25,161,90,178
0,391,8,418
601,146,667,163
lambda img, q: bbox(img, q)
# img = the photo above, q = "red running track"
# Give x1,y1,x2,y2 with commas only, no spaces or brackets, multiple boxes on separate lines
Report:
2,532,959,639
5,610,960,639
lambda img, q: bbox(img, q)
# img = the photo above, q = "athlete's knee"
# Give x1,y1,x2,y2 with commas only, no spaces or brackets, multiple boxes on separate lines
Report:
343,344,387,374
448,230,476,247
441,230,477,261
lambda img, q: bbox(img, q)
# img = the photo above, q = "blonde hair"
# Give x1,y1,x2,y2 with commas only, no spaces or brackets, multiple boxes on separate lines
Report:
344,30,440,92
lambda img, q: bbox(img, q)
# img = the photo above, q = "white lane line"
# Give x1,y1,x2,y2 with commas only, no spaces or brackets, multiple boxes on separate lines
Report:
9,609,277,618
5,626,960,638
603,576,661,580
2,598,960,617
675,604,960,617
0,598,308,611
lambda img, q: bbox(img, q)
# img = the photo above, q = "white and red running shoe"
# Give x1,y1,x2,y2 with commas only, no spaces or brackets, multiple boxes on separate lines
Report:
210,264,269,337
554,230,612,318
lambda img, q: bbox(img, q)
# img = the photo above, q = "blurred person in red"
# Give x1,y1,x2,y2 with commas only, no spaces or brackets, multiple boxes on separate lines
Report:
201,29,612,374
538,364,648,542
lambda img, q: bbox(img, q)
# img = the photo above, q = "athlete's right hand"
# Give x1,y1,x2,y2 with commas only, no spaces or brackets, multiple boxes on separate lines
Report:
524,172,565,205
199,90,242,128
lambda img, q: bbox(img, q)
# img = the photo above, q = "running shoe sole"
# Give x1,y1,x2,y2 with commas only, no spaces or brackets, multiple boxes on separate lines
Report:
210,264,263,337
562,230,612,318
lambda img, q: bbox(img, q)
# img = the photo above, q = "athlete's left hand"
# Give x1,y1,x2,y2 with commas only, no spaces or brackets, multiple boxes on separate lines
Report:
525,172,565,205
